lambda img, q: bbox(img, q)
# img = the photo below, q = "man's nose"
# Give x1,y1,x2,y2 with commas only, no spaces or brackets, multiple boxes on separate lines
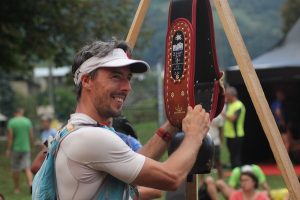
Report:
121,79,132,92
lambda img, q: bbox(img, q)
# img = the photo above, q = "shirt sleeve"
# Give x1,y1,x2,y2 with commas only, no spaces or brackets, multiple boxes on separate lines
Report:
252,165,266,184
51,129,57,137
228,167,241,188
61,127,145,184
127,135,142,152
116,132,142,152
40,132,47,143
214,114,224,127
7,119,12,129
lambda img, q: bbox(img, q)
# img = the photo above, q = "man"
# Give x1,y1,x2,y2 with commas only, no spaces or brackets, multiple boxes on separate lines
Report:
32,116,162,199
6,108,33,194
39,115,57,143
271,89,291,151
222,86,246,169
53,39,210,199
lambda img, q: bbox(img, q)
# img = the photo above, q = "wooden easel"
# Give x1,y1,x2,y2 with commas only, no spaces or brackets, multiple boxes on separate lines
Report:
126,0,300,199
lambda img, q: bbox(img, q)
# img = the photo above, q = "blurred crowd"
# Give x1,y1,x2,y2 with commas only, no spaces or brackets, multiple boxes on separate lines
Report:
1,85,296,200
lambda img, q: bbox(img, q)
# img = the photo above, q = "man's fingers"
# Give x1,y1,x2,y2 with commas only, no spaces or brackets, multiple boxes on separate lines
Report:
194,104,204,112
187,105,193,112
187,104,206,113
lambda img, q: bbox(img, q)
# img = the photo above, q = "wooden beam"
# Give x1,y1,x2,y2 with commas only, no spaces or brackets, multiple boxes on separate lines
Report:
126,0,151,48
213,0,300,199
186,175,198,200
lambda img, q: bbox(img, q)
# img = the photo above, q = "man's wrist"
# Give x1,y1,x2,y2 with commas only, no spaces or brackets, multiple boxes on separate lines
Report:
156,128,173,143
161,122,178,136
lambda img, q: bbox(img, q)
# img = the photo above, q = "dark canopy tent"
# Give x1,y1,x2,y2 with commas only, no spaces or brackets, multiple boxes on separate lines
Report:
225,18,300,163
0,113,7,137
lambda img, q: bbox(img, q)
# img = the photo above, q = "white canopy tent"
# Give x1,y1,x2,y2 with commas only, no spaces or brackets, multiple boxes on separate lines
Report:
0,113,7,121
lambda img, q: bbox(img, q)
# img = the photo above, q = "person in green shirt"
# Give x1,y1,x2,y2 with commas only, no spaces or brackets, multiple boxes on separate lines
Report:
205,164,270,200
227,165,269,190
6,108,34,194
222,86,246,169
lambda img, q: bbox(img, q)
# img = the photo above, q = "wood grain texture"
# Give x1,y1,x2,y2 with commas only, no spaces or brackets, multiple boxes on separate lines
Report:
213,0,300,199
126,0,151,48
186,175,198,200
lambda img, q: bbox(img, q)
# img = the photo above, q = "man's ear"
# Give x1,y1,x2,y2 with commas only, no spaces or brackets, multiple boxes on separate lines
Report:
81,75,92,90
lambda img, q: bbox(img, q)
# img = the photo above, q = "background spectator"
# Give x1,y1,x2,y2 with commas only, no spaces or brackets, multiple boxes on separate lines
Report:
5,108,33,194
40,115,57,143
209,113,225,179
223,86,246,169
271,89,292,151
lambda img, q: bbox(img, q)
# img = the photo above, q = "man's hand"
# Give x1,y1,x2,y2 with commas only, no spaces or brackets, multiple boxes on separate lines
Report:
182,105,210,141
132,105,211,190
5,149,11,158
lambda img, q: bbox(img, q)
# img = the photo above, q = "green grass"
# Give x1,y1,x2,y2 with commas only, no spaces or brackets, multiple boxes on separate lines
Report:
135,121,159,145
0,121,287,200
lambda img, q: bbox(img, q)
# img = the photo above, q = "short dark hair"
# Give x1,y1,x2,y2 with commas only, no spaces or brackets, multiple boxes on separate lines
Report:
14,108,24,115
240,171,259,189
226,86,238,97
72,39,132,101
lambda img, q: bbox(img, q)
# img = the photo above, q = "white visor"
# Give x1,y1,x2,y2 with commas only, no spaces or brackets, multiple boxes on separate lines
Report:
73,48,150,86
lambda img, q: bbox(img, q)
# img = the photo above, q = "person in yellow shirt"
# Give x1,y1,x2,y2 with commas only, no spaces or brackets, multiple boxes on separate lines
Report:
222,86,246,169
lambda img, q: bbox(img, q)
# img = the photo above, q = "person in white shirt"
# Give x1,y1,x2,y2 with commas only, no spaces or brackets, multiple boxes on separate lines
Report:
209,113,224,179
54,39,211,199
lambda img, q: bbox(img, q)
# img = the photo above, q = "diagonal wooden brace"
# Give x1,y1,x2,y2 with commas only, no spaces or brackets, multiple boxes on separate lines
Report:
126,0,151,48
213,0,300,199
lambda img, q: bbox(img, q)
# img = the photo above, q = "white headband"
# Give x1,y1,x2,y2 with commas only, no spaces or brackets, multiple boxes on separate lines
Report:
73,48,150,86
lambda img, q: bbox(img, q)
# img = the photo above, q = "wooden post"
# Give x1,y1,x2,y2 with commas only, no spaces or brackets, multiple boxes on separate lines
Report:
213,0,300,199
186,175,198,200
126,0,151,48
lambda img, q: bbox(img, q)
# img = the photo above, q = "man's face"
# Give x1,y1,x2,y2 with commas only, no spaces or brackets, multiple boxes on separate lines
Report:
42,120,51,130
225,92,233,103
89,67,132,119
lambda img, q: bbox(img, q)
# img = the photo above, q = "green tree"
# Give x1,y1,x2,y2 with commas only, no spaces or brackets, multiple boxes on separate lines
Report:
54,87,76,122
35,86,76,122
0,0,135,73
122,72,159,123
0,71,15,117
14,92,38,121
281,0,300,33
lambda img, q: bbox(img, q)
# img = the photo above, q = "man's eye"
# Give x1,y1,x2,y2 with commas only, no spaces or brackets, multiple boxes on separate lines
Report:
112,75,121,79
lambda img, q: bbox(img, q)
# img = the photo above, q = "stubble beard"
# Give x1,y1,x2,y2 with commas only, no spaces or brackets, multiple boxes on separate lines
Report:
94,96,122,120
